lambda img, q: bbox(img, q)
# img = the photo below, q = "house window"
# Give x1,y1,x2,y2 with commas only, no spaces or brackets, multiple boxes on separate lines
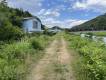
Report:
33,21,38,29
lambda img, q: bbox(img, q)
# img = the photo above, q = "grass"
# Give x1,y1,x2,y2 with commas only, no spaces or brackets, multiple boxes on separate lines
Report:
0,35,52,80
64,33,106,80
87,32,106,36
94,32,106,36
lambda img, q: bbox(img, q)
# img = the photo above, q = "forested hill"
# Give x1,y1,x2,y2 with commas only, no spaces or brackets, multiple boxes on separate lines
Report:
0,1,32,27
0,0,32,40
71,13,106,31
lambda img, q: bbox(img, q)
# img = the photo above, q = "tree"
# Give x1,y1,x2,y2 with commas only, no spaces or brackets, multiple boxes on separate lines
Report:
0,0,7,6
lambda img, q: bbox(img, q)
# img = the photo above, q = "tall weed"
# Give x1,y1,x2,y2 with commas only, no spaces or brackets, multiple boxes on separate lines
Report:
65,33,106,80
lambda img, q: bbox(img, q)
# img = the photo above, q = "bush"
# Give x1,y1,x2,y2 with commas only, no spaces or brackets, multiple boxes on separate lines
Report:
31,40,43,50
0,21,24,41
65,33,106,80
0,35,51,80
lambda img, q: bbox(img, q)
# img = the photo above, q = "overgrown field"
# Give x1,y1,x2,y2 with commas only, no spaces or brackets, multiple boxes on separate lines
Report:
91,32,106,36
0,35,52,80
83,32,106,37
64,33,106,80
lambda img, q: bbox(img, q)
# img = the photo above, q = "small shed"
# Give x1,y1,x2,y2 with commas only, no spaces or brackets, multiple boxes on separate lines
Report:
22,17,42,33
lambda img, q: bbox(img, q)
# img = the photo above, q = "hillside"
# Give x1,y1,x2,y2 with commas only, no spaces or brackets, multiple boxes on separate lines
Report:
71,13,106,31
0,1,32,40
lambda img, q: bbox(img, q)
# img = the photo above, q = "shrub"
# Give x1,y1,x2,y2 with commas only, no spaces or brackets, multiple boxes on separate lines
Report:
31,39,43,50
0,35,51,80
65,33,106,80
0,21,24,41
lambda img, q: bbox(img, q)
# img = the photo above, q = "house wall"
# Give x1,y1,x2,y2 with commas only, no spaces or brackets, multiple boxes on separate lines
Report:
48,28,61,33
23,19,42,33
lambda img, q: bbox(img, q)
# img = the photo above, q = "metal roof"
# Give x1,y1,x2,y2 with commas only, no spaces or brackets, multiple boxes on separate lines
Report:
23,16,41,22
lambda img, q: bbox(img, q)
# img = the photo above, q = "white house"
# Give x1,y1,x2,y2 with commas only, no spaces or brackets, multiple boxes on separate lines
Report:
48,26,62,33
22,17,42,33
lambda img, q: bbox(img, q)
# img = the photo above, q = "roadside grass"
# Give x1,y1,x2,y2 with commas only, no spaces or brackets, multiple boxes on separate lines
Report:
0,35,52,80
87,32,106,37
64,33,106,80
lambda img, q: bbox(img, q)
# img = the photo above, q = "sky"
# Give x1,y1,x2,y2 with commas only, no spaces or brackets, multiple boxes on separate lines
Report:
6,0,106,28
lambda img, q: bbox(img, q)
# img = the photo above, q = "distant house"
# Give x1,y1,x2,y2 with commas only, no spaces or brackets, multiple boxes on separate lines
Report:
48,26,62,33
22,17,43,33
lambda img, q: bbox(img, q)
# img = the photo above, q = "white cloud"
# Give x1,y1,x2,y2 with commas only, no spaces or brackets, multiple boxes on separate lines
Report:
41,17,87,28
7,0,43,13
44,9,60,17
41,18,63,28
38,9,46,15
67,19,87,27
73,0,106,12
73,1,87,9
38,8,61,17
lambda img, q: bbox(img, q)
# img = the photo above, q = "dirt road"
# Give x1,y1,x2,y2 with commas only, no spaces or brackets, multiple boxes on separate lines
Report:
27,37,75,80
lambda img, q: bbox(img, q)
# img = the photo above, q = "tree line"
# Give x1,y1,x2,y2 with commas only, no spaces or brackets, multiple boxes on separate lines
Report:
0,0,32,41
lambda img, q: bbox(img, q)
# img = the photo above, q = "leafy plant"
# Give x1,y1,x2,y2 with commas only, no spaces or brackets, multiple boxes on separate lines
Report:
0,35,51,80
64,33,106,80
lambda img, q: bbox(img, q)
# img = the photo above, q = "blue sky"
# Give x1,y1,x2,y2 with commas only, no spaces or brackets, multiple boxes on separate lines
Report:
7,0,106,28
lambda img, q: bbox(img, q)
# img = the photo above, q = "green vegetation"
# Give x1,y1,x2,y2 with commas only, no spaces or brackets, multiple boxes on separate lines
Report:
80,32,106,37
71,13,106,31
2,0,106,80
0,1,56,80
0,2,54,77
90,32,106,36
0,35,52,80
0,0,32,41
65,33,106,80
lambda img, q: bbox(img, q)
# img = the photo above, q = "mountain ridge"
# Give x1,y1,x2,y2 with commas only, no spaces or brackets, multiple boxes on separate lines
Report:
71,13,106,31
